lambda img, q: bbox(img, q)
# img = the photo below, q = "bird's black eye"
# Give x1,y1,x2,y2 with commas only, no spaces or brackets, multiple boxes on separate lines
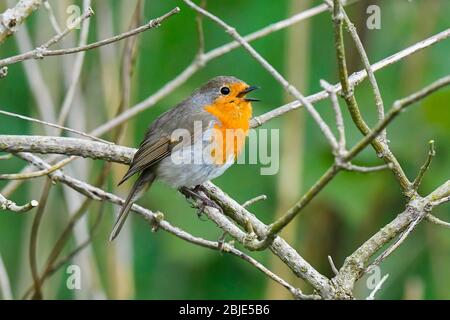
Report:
220,86,230,95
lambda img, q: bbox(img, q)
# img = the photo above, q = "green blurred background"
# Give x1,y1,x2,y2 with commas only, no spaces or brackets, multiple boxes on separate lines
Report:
0,0,449,299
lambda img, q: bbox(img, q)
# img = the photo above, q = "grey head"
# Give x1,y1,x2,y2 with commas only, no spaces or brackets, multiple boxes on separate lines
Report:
144,76,257,142
189,75,248,107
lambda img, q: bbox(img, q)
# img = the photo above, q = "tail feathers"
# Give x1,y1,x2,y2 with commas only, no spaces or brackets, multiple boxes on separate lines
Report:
110,171,155,241
117,167,135,186
109,184,139,241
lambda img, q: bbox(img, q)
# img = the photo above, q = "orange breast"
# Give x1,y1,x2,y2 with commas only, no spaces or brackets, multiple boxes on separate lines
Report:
204,98,252,165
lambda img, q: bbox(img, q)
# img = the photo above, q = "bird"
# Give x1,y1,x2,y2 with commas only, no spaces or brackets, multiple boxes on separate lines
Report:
110,76,259,241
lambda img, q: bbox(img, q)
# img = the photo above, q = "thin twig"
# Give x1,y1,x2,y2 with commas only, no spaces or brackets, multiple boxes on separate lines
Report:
0,154,13,160
0,110,111,144
328,255,339,276
343,163,392,173
334,182,450,294
195,0,207,56
345,76,450,162
430,195,450,207
48,202,105,278
321,79,346,153
56,0,92,128
0,8,180,67
42,7,93,49
24,196,93,299
0,136,133,163
251,27,450,129
412,140,436,192
42,0,62,34
0,193,38,213
223,244,318,300
366,211,424,274
242,195,267,208
331,0,448,196
28,179,52,300
426,214,450,229
267,165,339,239
332,0,386,142
10,12,58,133
0,156,73,180
0,0,43,44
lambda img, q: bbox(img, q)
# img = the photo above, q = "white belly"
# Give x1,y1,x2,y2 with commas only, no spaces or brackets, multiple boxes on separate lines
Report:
154,128,235,188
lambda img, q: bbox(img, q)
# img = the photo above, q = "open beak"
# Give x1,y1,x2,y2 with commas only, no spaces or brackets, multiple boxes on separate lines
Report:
238,85,260,101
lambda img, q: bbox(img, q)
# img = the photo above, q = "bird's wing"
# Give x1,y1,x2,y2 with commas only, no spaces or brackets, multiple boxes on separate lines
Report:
118,106,216,185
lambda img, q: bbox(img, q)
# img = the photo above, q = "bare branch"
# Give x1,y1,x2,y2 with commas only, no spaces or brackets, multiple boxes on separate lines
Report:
328,255,339,276
334,0,387,142
412,140,436,191
28,179,52,299
6,149,333,297
195,0,207,56
0,7,180,67
242,195,267,208
333,182,450,295
367,215,422,272
0,193,38,213
56,0,92,128
344,76,450,164
0,136,132,164
320,79,346,153
268,165,339,237
426,214,450,229
0,154,12,160
0,156,73,180
0,110,111,144
342,163,392,173
42,0,61,34
331,0,449,196
0,0,42,44
251,27,450,129
202,182,333,297
13,153,313,300
430,194,450,207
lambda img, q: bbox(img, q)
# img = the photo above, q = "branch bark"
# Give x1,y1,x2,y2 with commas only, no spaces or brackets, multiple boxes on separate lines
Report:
0,0,42,44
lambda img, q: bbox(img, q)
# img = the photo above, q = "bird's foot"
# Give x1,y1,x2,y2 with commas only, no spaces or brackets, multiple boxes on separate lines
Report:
179,186,223,216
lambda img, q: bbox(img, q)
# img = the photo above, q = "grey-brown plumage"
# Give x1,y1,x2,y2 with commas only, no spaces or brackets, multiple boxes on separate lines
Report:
110,76,255,241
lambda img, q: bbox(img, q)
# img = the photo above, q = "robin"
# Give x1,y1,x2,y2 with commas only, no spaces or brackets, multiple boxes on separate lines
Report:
110,76,259,240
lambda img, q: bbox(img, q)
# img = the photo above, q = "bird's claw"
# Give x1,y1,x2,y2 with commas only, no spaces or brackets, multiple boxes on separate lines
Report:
180,186,224,216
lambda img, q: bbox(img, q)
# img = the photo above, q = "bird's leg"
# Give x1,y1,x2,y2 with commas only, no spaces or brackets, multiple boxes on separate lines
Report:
193,184,207,194
179,186,223,216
